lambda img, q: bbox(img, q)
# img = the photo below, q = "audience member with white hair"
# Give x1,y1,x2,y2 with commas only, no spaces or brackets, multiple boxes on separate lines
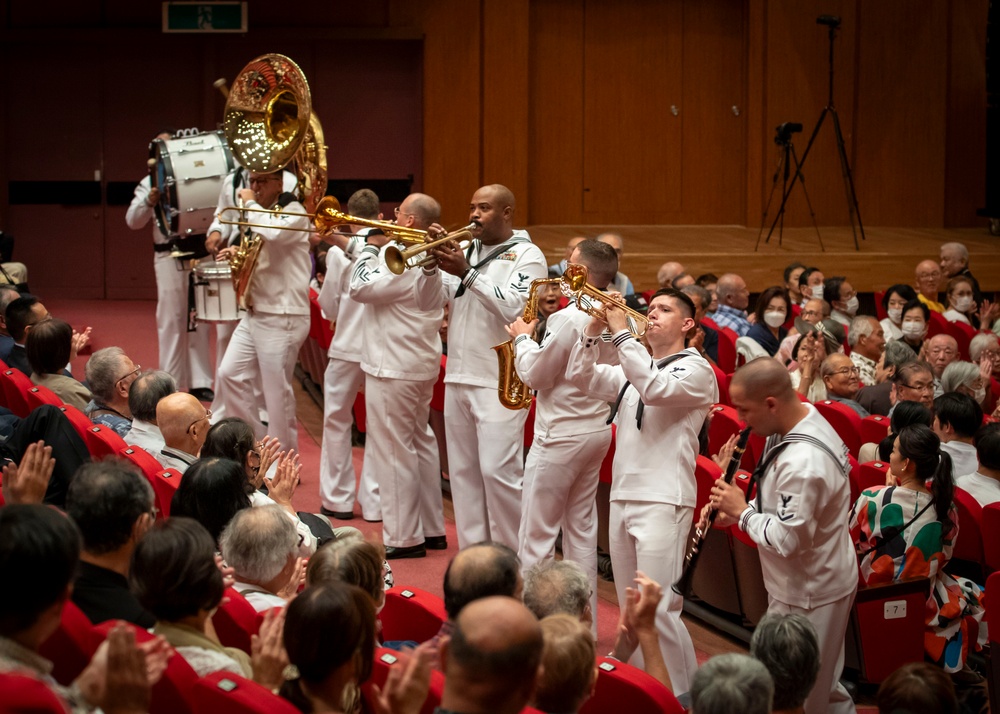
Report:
690,653,773,714
750,613,820,714
940,360,989,410
219,505,305,612
713,273,752,336
848,315,885,387
125,369,177,457
939,241,981,306
924,333,960,396
85,346,140,437
522,559,592,628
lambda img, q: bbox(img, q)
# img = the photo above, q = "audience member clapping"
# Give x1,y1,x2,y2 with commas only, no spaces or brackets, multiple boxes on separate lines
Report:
777,298,826,368
522,559,592,629
956,423,1000,507
219,505,305,612
532,614,597,714
0,283,21,362
745,286,791,357
85,347,139,437
690,653,773,714
609,571,671,690
880,283,918,341
125,369,177,457
5,293,51,375
26,317,91,410
65,460,157,627
848,315,885,387
749,613,819,714
169,456,251,543
876,661,958,714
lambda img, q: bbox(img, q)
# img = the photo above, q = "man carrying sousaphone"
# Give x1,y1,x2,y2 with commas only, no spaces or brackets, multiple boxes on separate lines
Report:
214,171,311,453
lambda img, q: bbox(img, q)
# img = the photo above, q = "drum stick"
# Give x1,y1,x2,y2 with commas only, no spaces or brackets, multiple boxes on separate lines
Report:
213,78,230,100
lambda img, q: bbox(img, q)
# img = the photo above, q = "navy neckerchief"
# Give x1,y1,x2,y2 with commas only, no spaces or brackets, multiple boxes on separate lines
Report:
606,351,689,430
454,238,521,298
747,432,847,511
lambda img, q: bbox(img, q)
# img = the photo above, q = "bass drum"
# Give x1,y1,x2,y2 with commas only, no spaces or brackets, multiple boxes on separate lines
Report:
193,261,243,322
149,130,235,237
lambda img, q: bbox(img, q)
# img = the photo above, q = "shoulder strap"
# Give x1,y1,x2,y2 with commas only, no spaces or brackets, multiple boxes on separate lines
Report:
856,495,935,558
748,432,849,511
606,352,689,429
454,239,521,299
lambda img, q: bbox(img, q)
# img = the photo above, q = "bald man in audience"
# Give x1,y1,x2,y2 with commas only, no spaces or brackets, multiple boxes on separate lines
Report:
925,333,960,396
596,233,634,295
914,259,945,313
657,261,685,289
443,542,523,622
155,392,211,473
712,273,752,336
439,596,544,714
549,236,586,277
820,353,869,418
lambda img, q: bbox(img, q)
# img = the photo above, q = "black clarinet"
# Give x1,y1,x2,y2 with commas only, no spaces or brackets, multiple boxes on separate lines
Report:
672,427,752,597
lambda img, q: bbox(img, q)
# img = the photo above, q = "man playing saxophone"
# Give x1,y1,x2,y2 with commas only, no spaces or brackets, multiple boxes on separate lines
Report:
214,171,311,452
503,239,621,634
414,184,547,550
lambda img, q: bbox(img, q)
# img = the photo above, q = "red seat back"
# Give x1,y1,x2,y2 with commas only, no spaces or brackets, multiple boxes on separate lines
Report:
860,414,891,447
857,461,889,496
380,586,448,644
1,368,34,417
952,487,984,565
599,425,615,485
192,671,299,714
927,311,948,339
211,588,264,654
0,671,68,713
38,600,98,685
707,405,741,462
874,291,887,320
945,319,977,361
26,383,64,411
59,405,127,458
846,578,929,683
693,455,723,518
120,446,181,516
710,362,730,406
982,503,1000,573
814,400,863,458
715,327,737,373
579,657,684,714
362,648,444,714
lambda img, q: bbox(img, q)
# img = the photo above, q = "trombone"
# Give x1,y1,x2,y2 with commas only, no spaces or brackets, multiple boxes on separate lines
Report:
216,196,429,245
384,223,477,275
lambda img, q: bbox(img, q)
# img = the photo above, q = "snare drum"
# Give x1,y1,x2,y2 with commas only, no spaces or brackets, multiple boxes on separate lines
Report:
149,130,235,237
193,261,243,322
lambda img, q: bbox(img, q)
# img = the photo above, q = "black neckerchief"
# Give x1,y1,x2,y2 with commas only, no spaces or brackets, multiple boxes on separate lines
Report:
453,238,520,298
606,352,689,430
747,432,847,511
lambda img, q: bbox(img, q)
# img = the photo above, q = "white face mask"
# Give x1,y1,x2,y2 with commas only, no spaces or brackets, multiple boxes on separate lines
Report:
811,285,825,299
901,320,926,339
842,296,859,316
974,386,987,403
887,307,903,324
953,296,973,313
764,311,786,328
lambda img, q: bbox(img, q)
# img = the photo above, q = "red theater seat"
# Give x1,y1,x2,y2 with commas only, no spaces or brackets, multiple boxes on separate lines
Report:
715,326,737,373
0,671,67,713
579,657,684,714
0,367,34,417
951,487,984,573
192,671,298,714
362,648,445,714
813,400,862,458
845,578,930,683
380,586,448,644
120,446,184,517
982,503,1000,573
860,414,891,446
212,588,264,654
25,384,64,411
38,600,98,685
710,362,730,406
857,461,889,496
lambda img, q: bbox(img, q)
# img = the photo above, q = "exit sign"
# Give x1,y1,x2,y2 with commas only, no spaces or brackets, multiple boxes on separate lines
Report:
162,2,247,33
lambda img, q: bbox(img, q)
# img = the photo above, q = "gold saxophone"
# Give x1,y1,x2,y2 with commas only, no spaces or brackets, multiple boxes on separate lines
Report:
492,264,590,411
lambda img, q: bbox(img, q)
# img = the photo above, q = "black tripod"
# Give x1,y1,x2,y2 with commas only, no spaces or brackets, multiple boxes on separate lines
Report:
761,15,865,250
755,126,823,251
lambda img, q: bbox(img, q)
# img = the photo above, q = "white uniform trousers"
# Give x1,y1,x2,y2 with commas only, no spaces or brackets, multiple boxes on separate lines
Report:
768,592,857,714
318,357,380,520
444,383,527,550
366,374,445,548
609,500,699,696
518,429,612,636
153,253,212,391
214,311,309,452
212,321,267,425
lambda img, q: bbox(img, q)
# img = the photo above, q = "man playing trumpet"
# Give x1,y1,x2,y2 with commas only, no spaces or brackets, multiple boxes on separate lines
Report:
415,184,547,550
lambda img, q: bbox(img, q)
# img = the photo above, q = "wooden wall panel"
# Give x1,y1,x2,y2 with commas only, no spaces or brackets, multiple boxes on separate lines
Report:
482,0,530,216
854,1,948,227
528,0,586,225
945,0,989,227
581,0,683,222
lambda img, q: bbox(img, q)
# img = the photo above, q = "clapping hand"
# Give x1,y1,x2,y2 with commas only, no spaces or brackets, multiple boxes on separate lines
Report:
371,641,436,714
1,440,54,505
251,608,289,691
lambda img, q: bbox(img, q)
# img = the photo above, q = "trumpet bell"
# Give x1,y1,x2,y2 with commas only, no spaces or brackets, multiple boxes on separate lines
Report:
223,54,312,172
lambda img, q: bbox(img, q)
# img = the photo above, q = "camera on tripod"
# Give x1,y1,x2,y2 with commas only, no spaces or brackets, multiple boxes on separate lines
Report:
774,122,803,146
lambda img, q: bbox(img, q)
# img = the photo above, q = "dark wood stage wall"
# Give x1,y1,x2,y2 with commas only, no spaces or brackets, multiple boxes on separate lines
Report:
0,0,989,299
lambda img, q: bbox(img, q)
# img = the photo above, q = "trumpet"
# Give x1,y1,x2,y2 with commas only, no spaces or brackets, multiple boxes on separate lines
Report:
572,283,649,338
384,223,478,275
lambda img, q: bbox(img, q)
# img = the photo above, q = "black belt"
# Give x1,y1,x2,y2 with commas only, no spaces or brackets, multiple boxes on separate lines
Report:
153,243,173,253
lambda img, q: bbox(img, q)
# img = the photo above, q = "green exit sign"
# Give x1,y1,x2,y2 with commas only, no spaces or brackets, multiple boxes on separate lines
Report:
162,2,247,33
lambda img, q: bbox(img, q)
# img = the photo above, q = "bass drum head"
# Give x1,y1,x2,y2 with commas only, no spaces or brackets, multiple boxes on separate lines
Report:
148,138,177,236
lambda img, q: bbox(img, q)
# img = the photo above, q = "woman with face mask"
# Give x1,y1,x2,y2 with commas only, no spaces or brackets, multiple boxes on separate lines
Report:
745,285,792,357
943,276,979,329
898,299,930,356
879,284,918,342
940,361,990,409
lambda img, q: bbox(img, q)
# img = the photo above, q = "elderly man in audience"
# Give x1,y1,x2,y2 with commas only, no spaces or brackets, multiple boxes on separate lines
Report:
856,341,915,417
85,347,140,437
682,284,719,364
848,315,885,387
0,283,21,362
956,424,1000,507
657,261,685,289
548,236,586,277
932,393,983,478
820,353,869,417
889,361,936,413
438,596,543,714
522,560,591,628
443,542,523,624
65,461,157,628
690,653,773,714
914,259,945,313
713,273,752,336
219,505,304,612
26,318,91,410
939,241,982,305
125,370,176,458
750,613,820,714
924,333,960,397
532,615,597,714
596,232,634,294
155,392,211,473
0,504,170,713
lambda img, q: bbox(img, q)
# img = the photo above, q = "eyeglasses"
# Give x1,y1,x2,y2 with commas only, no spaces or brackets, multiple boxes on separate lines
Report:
828,366,860,377
900,381,934,393
249,176,279,186
116,364,141,387
801,309,823,319
186,408,212,433
394,207,413,220
929,348,957,357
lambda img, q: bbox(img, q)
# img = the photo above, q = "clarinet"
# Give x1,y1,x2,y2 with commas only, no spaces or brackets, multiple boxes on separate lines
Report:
672,427,752,597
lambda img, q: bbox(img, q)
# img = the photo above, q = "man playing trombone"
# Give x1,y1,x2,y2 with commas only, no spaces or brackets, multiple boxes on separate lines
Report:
414,184,547,550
